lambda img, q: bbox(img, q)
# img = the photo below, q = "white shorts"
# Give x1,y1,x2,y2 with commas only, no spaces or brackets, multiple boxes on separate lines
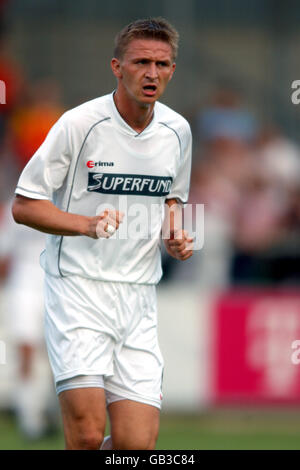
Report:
56,374,132,408
44,274,164,409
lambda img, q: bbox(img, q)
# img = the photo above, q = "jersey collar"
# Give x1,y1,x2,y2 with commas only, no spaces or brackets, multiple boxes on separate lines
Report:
110,91,157,137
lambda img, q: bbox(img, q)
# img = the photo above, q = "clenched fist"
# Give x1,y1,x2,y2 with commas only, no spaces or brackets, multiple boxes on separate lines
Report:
86,209,124,239
164,229,193,261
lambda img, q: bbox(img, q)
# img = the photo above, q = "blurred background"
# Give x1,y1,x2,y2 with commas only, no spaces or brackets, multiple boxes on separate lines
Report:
1,0,300,450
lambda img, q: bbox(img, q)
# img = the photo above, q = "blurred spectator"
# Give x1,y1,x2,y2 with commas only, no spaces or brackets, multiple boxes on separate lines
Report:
231,127,300,285
255,126,300,194
10,78,63,170
196,81,257,144
189,137,252,288
0,200,59,439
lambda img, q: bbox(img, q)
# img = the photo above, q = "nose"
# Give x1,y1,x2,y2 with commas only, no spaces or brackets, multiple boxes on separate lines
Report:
145,62,158,80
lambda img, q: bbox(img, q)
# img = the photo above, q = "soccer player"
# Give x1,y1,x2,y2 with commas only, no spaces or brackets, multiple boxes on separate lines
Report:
12,18,193,450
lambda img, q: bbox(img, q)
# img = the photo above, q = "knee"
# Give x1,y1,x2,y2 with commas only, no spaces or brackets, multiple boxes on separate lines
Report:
66,423,104,450
76,430,104,450
112,428,159,450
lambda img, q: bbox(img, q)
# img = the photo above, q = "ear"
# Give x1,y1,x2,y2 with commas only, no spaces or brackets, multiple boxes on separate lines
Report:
111,58,122,79
168,62,176,82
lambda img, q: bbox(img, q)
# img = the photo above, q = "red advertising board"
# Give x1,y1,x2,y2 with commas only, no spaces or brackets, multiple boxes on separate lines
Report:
212,289,300,404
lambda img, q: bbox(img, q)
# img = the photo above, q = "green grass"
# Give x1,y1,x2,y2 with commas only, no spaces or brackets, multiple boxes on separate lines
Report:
1,408,300,450
0,411,64,450
156,410,300,450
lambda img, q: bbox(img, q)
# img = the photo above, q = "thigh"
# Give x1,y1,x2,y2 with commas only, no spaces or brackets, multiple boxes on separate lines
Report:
108,399,160,450
105,283,164,409
59,387,107,449
44,274,116,383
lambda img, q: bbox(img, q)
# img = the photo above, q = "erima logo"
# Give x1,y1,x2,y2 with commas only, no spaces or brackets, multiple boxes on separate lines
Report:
86,160,114,168
87,173,173,197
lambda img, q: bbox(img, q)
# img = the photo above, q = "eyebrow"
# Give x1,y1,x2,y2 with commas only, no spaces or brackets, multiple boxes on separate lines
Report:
133,57,171,64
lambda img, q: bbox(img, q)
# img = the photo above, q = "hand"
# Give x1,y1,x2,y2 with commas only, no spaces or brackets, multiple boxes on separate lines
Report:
86,209,124,239
164,229,193,261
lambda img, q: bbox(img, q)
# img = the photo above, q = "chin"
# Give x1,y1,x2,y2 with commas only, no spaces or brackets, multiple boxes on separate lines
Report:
136,96,157,107
141,92,162,103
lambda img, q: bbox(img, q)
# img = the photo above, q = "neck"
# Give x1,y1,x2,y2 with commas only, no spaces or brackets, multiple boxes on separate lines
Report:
113,89,155,134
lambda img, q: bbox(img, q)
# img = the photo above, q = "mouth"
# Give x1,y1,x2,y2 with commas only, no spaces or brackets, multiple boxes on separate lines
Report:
142,84,157,96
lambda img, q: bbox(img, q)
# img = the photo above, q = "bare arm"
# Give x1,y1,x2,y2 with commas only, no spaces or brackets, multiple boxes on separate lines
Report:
163,198,193,261
12,195,123,239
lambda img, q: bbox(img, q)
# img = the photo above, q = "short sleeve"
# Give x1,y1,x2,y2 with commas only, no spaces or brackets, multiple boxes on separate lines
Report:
15,116,72,201
166,123,192,205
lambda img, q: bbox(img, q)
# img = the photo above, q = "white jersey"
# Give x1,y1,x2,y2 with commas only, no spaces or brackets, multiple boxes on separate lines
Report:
15,92,192,284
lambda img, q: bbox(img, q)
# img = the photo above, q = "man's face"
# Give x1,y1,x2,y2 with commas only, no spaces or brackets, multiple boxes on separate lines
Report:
112,38,176,106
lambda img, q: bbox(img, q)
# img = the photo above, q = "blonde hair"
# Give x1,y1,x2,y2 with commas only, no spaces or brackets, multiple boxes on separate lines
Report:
114,17,179,61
